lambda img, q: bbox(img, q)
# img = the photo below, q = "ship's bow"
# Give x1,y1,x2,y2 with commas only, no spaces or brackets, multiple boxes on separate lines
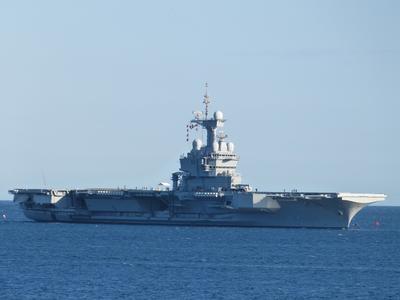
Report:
339,193,386,227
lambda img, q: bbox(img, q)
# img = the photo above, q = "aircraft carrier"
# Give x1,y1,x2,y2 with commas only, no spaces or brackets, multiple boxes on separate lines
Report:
9,86,386,228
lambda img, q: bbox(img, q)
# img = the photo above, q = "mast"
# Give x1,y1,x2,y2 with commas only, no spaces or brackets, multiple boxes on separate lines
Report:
203,82,210,120
191,83,224,153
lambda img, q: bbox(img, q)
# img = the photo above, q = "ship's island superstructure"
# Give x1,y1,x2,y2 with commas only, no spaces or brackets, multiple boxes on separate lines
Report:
9,86,386,228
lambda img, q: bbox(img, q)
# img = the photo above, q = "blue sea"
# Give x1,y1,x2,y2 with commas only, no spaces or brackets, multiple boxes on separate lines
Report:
0,201,399,300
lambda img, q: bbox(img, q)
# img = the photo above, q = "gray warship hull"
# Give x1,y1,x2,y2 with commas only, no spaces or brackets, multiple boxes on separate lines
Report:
10,188,385,228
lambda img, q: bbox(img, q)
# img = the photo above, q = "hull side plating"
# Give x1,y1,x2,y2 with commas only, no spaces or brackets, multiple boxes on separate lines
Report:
13,190,383,229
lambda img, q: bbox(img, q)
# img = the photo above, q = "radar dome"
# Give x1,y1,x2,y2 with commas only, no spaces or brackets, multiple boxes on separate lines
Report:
212,142,219,152
214,111,224,121
219,141,228,152
227,142,235,152
192,139,203,151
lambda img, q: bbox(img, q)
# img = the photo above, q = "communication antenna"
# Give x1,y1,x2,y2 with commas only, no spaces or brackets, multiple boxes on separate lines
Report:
217,131,228,141
203,82,210,119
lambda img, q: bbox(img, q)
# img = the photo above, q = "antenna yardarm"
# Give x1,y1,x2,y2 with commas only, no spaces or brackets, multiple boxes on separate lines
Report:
203,82,210,119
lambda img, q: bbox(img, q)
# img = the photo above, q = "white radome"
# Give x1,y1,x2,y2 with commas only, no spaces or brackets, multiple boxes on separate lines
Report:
212,142,219,152
219,141,228,152
214,111,224,120
227,142,235,152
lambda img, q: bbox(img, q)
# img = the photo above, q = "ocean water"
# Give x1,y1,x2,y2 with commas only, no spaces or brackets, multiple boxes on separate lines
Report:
0,201,399,300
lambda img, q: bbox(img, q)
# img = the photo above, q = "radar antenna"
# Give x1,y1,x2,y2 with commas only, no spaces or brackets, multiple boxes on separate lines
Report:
203,82,210,119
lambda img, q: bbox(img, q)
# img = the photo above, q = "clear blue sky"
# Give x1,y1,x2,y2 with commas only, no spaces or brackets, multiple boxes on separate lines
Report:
1,1,399,205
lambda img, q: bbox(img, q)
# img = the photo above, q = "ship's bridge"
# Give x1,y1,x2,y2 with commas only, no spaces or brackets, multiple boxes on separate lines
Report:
175,107,242,192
